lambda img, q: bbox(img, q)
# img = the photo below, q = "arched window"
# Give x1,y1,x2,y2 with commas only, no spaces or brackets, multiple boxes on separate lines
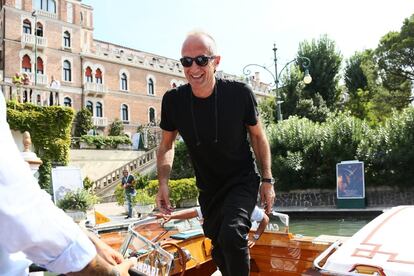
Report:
63,97,72,107
36,94,41,105
96,102,103,117
63,31,71,48
86,101,93,114
63,60,71,81
85,66,93,82
22,55,31,72
121,104,129,121
148,78,154,95
149,107,156,124
36,22,43,37
39,0,56,13
23,19,31,34
36,57,43,74
95,68,102,84
121,73,128,90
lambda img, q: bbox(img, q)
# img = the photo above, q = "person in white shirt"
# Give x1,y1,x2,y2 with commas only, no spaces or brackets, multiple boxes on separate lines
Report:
155,205,269,248
0,91,136,275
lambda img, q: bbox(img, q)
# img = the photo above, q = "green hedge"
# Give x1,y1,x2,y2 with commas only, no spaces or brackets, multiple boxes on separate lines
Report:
81,135,131,149
358,108,414,188
146,178,198,206
268,108,414,191
6,101,74,192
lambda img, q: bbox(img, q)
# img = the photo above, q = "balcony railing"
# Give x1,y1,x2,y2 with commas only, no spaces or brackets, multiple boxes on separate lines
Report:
34,9,58,20
21,33,47,49
92,116,108,127
84,82,107,97
21,72,48,86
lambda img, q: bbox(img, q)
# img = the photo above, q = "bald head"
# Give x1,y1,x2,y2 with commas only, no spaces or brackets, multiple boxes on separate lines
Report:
181,31,218,56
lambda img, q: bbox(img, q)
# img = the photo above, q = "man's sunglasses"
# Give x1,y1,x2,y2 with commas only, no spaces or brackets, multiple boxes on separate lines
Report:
180,55,216,67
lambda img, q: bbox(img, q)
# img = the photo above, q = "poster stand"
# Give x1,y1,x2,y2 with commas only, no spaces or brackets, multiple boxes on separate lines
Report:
336,160,365,209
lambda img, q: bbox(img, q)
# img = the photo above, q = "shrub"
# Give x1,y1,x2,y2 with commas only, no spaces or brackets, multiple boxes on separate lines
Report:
268,113,369,190
115,185,126,206
6,101,73,191
83,176,94,190
358,108,414,188
74,108,93,137
134,173,150,190
171,141,194,179
57,189,99,212
115,185,155,206
135,189,155,205
109,119,124,136
146,178,198,206
81,135,131,149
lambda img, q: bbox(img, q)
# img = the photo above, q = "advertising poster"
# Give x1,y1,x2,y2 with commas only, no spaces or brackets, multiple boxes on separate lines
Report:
336,161,365,199
52,166,83,203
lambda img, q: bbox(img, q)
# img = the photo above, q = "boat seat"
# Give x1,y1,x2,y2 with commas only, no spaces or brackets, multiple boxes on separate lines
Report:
170,229,204,240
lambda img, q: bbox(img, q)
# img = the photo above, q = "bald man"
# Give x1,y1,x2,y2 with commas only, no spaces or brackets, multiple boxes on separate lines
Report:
156,31,275,276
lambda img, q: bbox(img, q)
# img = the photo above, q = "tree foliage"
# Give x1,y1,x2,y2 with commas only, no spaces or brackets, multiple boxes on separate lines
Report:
170,140,194,179
7,101,74,191
74,108,93,137
298,35,343,109
376,14,414,81
344,51,368,94
109,118,124,136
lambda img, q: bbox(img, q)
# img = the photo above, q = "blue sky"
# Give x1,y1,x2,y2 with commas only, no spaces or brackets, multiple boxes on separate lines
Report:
83,0,414,83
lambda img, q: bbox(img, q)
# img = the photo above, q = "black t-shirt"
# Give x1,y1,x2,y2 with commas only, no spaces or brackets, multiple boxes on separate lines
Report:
160,79,259,195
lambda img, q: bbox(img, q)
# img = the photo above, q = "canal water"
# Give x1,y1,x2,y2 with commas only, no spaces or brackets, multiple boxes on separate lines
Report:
269,211,380,237
288,218,370,236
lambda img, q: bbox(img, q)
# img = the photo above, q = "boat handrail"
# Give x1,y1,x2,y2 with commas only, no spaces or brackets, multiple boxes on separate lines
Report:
313,240,382,276
271,211,289,233
118,217,174,276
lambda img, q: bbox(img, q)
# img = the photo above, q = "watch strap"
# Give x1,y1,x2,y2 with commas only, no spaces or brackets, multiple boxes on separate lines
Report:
261,177,275,184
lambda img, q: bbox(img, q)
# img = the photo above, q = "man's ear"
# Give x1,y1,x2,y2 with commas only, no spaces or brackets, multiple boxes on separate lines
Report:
214,55,221,66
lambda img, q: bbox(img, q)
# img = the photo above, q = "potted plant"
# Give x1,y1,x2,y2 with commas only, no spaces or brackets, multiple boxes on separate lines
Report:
134,189,155,217
57,189,99,223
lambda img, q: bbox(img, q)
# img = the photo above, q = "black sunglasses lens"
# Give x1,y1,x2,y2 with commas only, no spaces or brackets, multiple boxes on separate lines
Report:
195,56,209,66
180,57,193,67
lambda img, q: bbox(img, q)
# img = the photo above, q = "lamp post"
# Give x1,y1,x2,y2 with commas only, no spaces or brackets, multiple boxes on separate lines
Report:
243,43,312,121
31,10,37,86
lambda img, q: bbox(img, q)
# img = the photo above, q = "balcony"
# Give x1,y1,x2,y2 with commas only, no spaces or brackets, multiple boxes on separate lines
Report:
21,72,48,86
93,117,108,127
34,9,58,20
21,33,47,49
84,82,107,97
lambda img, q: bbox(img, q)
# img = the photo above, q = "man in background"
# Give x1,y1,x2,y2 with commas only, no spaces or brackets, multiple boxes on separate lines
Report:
121,168,136,219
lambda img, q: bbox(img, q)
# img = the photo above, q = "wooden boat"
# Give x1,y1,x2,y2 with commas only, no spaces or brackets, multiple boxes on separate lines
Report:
311,205,414,276
98,212,344,276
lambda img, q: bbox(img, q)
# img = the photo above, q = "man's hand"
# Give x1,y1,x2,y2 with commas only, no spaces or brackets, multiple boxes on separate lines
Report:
154,213,172,223
260,183,275,214
114,257,137,276
87,232,124,265
156,184,173,214
247,237,256,248
96,239,124,265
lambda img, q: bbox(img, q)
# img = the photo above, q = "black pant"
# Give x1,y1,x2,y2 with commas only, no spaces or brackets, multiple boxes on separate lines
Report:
200,173,259,276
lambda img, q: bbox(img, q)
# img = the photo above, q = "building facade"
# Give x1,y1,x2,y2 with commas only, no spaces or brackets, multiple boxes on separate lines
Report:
0,0,271,137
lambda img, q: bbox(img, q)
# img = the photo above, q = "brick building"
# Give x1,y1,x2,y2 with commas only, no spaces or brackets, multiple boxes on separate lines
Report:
0,0,271,137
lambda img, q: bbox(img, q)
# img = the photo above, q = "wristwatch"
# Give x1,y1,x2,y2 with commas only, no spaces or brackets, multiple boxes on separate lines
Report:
253,234,260,241
261,177,275,185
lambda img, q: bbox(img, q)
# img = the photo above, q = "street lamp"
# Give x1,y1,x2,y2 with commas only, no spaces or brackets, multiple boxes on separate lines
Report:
31,10,37,86
243,43,312,121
